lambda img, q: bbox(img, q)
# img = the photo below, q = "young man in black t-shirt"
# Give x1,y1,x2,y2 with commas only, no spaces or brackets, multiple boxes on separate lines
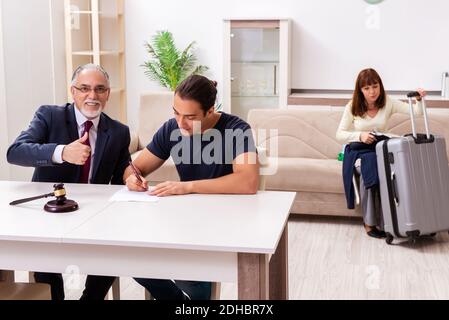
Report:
83,75,259,300
128,75,259,300
127,80,259,197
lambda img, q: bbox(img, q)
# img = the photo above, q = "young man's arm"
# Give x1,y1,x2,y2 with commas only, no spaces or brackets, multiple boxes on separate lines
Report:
150,152,259,197
124,148,166,191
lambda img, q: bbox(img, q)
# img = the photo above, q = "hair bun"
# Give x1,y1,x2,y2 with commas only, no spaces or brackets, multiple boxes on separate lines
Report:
211,80,218,88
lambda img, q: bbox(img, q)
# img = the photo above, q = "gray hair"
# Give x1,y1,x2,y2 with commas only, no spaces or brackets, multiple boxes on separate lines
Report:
71,64,110,86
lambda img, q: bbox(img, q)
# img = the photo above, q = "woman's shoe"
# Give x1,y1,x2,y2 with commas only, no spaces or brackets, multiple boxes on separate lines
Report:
365,224,387,239
366,227,387,239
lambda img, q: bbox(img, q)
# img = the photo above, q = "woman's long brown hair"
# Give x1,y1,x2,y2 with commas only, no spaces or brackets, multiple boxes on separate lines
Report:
351,68,386,117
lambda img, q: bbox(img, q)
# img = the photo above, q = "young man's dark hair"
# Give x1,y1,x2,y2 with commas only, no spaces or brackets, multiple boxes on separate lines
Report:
175,75,218,114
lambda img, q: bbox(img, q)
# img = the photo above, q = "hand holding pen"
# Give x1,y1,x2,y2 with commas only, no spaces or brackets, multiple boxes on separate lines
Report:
126,160,148,191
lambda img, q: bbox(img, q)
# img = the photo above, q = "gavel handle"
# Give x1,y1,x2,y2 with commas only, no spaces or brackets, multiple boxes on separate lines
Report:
9,192,55,206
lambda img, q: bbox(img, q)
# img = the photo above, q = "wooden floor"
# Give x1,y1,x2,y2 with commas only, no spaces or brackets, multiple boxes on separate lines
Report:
15,215,449,300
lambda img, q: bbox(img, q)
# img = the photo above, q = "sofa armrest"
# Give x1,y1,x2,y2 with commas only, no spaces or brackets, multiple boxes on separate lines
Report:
257,146,269,191
129,130,139,154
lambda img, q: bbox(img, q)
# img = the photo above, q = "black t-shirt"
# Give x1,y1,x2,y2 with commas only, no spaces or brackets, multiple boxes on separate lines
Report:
147,112,257,181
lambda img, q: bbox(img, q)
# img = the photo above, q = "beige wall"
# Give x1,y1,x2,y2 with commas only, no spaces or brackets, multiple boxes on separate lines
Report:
0,0,10,180
0,0,66,181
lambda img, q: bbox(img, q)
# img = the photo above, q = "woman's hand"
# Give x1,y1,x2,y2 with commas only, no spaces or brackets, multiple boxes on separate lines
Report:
150,181,193,197
416,88,427,101
360,132,377,144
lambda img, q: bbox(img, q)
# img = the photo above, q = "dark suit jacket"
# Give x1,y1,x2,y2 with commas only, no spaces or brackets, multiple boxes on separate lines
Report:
7,103,130,185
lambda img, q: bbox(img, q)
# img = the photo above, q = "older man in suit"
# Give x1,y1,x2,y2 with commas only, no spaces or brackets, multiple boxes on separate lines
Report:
7,64,130,300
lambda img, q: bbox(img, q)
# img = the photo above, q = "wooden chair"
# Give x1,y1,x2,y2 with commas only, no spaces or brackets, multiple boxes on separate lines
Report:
0,270,51,300
109,277,121,300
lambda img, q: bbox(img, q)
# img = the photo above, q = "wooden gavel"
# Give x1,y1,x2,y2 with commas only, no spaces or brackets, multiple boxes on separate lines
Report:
10,183,67,205
10,183,79,213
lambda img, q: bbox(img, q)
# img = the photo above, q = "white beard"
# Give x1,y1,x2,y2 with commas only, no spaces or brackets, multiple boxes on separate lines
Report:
80,103,103,119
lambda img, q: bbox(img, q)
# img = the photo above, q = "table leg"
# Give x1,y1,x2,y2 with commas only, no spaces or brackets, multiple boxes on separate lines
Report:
269,223,289,300
238,253,269,300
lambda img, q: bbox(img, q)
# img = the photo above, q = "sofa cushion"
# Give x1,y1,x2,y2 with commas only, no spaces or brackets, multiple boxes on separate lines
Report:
265,157,344,194
247,109,343,159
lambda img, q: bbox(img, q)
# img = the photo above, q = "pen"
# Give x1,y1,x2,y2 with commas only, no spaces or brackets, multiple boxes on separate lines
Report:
129,160,143,183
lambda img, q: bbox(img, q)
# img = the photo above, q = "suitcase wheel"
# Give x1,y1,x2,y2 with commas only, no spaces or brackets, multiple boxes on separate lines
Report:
386,233,394,245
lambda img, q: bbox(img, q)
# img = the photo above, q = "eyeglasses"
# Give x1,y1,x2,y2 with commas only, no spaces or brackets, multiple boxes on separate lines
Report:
73,86,110,94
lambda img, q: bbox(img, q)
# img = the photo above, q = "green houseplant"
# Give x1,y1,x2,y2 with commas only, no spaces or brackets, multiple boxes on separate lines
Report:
142,31,209,91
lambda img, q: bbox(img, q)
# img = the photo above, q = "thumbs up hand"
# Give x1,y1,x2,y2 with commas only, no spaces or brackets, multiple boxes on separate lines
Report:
62,132,92,165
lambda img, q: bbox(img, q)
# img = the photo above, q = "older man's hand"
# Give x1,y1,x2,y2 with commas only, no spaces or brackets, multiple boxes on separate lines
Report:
62,132,91,165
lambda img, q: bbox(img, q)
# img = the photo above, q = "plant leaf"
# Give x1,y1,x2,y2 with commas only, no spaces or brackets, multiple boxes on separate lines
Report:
142,31,209,90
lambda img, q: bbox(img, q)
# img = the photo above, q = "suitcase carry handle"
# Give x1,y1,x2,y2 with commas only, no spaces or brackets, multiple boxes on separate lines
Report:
407,91,431,140
391,171,399,207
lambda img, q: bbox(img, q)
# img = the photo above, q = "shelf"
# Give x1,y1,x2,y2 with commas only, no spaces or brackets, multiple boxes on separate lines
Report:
72,51,94,56
72,50,124,56
288,91,449,108
232,95,279,98
70,10,95,14
232,61,279,64
70,11,123,16
100,50,124,55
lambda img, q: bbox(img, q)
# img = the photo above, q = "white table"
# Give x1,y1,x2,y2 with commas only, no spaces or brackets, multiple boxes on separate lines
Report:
0,181,295,299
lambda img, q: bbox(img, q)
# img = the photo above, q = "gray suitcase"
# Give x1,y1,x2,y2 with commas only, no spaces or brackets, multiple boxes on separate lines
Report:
376,92,449,244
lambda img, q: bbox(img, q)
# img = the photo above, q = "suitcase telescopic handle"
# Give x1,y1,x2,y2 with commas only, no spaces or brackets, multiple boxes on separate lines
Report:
406,91,421,98
407,91,430,140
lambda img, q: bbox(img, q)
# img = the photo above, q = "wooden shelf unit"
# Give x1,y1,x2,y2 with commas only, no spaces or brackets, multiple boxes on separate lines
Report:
64,0,127,123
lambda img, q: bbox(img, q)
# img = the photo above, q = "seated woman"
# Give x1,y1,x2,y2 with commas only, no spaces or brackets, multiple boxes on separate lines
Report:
336,68,426,238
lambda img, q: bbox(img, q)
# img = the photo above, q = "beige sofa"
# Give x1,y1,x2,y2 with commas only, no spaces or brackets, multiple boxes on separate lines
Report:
247,108,449,216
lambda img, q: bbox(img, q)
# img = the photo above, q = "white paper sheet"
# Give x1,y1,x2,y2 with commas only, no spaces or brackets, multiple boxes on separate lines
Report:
109,187,159,202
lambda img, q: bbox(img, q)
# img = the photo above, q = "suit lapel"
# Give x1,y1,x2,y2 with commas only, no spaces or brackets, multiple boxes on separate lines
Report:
91,113,110,182
65,104,82,181
66,104,79,142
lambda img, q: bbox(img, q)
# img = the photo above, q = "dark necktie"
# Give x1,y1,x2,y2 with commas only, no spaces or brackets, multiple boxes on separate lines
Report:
79,120,93,184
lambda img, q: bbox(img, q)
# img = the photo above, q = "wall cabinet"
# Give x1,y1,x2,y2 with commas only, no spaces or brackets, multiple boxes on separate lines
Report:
223,19,291,120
